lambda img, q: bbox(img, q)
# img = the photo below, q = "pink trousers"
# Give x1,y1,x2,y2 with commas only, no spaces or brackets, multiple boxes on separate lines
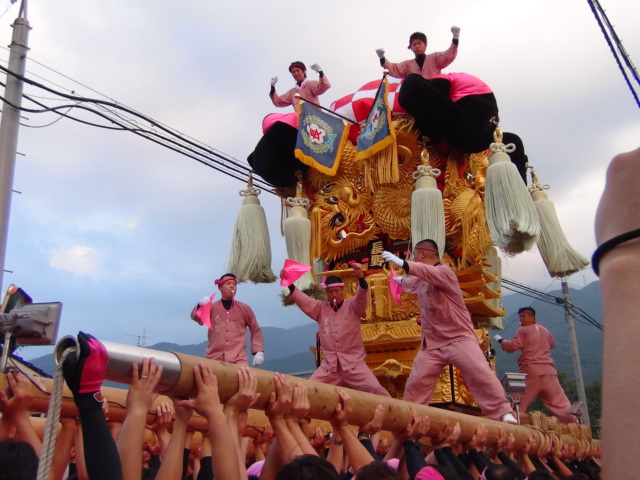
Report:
520,374,577,423
404,339,513,420
310,360,391,397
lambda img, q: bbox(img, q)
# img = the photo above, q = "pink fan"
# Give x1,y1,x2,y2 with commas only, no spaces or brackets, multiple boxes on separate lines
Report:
389,269,403,306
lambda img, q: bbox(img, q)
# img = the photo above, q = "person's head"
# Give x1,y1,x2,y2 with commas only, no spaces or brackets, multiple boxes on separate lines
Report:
322,275,345,305
408,32,427,55
215,273,238,300
526,471,556,480
482,464,517,480
415,466,446,480
276,454,340,480
517,306,536,326
0,439,39,480
289,61,307,83
247,460,265,480
412,239,440,265
357,460,402,480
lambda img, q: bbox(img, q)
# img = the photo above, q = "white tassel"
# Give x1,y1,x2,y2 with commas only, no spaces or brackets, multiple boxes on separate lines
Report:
284,178,315,290
410,153,446,256
228,184,276,284
485,130,540,255
530,181,589,278
484,246,504,330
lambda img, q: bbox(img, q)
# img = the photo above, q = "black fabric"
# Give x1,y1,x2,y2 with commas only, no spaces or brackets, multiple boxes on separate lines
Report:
78,406,123,480
468,448,491,473
247,121,307,189
398,73,498,153
359,438,378,460
197,456,214,480
434,446,475,480
402,441,426,480
496,451,527,480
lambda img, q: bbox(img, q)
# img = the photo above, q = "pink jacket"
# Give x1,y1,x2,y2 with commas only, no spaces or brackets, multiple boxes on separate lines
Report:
192,300,264,365
500,323,558,376
401,262,477,350
270,75,331,110
384,44,458,80
290,286,367,372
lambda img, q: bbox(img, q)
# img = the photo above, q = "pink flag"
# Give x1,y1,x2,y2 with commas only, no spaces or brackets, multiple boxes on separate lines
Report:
389,269,403,306
196,293,216,329
280,259,312,287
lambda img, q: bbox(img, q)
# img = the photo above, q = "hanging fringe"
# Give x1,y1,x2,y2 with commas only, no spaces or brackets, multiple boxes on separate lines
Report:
310,206,323,260
529,170,589,278
284,179,315,290
364,142,399,188
485,129,540,256
410,148,446,256
228,180,276,284
484,246,504,330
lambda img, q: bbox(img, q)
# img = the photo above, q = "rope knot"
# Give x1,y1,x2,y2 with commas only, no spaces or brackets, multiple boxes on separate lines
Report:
239,186,261,197
412,164,441,180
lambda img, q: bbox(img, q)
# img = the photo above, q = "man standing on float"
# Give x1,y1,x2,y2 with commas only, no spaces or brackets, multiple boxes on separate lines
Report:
383,240,517,423
283,263,391,397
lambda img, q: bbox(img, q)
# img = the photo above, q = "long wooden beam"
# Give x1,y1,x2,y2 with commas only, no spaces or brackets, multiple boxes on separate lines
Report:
1,339,596,457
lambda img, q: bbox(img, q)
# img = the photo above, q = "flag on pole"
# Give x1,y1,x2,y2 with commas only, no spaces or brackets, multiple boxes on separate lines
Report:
356,76,396,160
294,101,349,176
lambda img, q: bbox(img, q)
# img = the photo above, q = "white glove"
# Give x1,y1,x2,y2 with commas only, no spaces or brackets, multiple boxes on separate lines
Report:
198,296,211,306
270,76,278,86
253,351,265,366
382,251,404,268
492,334,503,343
375,48,385,59
393,276,403,284
451,26,460,39
310,63,321,72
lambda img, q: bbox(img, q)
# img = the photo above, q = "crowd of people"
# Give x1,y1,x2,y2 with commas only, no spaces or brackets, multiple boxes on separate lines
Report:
0,338,602,480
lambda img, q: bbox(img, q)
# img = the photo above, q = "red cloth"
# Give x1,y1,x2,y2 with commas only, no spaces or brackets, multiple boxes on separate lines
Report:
431,72,493,102
330,78,406,124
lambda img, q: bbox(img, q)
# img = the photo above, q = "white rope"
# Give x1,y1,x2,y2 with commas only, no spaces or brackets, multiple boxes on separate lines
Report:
36,347,74,480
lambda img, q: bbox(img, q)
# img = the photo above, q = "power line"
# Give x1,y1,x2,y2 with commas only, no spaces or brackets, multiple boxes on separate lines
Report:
502,277,603,331
0,63,277,194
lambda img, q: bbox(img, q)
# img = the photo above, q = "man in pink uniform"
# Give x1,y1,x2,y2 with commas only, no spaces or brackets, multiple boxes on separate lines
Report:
269,61,331,111
376,28,460,80
283,263,390,397
494,307,577,423
190,273,265,366
383,240,516,423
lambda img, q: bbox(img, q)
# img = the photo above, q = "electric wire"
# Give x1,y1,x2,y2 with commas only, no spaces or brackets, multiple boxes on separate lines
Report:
0,63,277,193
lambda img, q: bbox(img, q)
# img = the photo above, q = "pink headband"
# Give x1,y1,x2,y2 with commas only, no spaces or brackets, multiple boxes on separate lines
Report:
321,282,344,289
215,277,236,286
415,246,438,252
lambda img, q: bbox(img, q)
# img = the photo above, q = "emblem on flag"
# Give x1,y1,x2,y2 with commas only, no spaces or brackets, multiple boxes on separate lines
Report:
355,76,398,185
294,101,349,176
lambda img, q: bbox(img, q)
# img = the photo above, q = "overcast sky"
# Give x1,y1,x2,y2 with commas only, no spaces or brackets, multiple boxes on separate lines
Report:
1,0,638,360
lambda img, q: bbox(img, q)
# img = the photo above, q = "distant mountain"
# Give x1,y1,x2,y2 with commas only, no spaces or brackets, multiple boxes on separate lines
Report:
24,282,602,385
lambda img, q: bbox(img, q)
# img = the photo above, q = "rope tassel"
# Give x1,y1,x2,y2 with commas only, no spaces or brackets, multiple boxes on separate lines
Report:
411,148,445,255
227,176,276,284
485,129,540,255
529,169,589,278
283,178,315,290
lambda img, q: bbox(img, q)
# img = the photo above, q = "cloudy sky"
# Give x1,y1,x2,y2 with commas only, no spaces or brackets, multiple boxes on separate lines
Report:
1,0,638,360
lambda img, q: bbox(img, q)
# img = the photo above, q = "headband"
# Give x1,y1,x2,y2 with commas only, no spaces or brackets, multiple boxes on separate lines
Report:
215,277,236,286
415,246,438,252
321,282,345,289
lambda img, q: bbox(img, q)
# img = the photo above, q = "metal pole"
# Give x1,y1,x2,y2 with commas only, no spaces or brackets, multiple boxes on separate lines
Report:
561,278,590,425
0,0,30,293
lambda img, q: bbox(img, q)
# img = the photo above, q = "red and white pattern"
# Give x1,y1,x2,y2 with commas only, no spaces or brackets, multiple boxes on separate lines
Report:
330,78,407,124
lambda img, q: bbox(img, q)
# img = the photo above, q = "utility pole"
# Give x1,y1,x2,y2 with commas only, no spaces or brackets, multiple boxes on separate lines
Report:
561,278,590,425
0,0,30,293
